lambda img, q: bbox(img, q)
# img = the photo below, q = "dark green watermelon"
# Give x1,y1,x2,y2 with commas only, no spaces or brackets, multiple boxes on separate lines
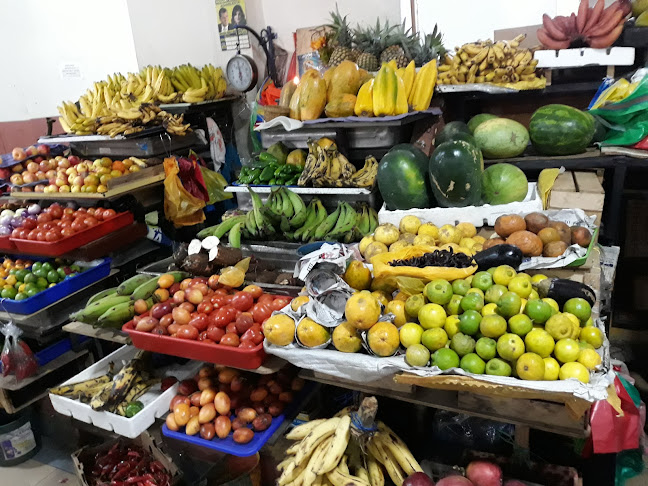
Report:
468,113,498,133
584,111,608,143
529,104,596,155
377,144,434,210
435,121,472,146
429,140,483,208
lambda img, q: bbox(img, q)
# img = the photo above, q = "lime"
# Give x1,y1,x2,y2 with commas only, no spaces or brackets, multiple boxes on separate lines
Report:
445,294,464,316
421,328,448,352
524,299,553,324
465,287,484,299
1,287,17,299
496,333,525,361
461,292,484,312
542,298,560,313
14,292,27,301
563,298,592,322
452,279,470,296
487,267,497,277
459,310,482,335
70,264,81,273
479,314,507,338
47,270,60,283
508,314,533,337
450,332,476,357
485,358,512,376
481,303,498,315
399,323,424,348
36,277,49,289
42,262,53,273
15,269,28,282
554,338,580,363
31,261,42,272
497,292,521,318
432,348,460,370
23,273,36,284
484,284,507,304
25,288,39,298
405,294,426,320
580,326,604,349
418,303,447,329
472,271,493,292
405,344,431,367
57,267,67,279
34,267,48,279
460,353,486,374
426,279,453,305
475,337,497,360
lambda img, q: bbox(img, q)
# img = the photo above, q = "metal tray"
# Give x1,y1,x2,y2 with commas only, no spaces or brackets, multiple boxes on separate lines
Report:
64,131,207,158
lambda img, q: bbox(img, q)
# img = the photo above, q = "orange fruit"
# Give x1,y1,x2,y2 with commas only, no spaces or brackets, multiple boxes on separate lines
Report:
345,291,381,330
112,160,126,172
367,322,400,357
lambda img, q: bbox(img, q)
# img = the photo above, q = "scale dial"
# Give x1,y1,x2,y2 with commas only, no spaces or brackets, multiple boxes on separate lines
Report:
226,54,258,92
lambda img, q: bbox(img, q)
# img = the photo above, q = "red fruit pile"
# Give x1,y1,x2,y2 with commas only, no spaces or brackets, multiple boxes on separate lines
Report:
133,277,292,349
538,0,631,50
11,205,117,242
166,365,304,444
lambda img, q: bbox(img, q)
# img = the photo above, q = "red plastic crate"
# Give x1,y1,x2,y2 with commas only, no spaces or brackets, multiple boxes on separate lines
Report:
11,211,134,257
122,320,266,369
0,235,16,251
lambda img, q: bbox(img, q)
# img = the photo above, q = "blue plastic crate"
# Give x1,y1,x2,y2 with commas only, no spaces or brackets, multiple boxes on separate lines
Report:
0,259,111,315
34,336,89,367
162,382,316,456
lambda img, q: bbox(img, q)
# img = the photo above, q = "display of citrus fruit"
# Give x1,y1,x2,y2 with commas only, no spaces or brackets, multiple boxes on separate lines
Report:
524,299,553,324
426,279,453,305
345,291,381,330
405,293,426,319
508,314,533,337
332,322,363,353
545,313,574,341
497,291,521,318
460,353,486,374
432,348,460,370
343,261,372,290
461,292,484,312
385,300,407,327
405,344,430,367
563,297,592,322
445,294,464,316
524,328,555,358
508,275,532,298
484,284,508,304
367,322,400,357
459,310,482,335
418,303,447,329
577,349,602,370
559,362,590,383
444,315,461,338
493,265,517,286
496,333,525,361
543,357,560,380
296,318,330,348
399,323,424,348
263,314,296,346
479,314,507,338
580,326,604,349
516,352,545,381
421,328,448,352
475,337,497,360
554,338,580,363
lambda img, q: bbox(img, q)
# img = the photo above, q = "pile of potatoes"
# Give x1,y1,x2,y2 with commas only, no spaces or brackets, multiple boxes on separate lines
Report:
485,212,592,257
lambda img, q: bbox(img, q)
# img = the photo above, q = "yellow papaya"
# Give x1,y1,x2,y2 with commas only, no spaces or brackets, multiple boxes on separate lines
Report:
327,60,361,101
297,69,327,120
386,60,398,72
395,76,408,115
373,64,398,116
408,59,437,112
402,60,415,100
323,67,335,89
325,94,357,118
289,82,303,119
279,81,297,108
354,79,374,117
358,69,373,86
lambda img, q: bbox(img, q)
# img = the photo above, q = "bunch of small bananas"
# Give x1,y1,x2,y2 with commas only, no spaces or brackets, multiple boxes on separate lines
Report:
57,63,226,137
298,138,378,189
278,405,422,486
438,34,543,86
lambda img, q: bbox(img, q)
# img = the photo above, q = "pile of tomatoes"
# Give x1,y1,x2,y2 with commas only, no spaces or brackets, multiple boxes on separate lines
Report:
10,204,118,242
132,275,292,349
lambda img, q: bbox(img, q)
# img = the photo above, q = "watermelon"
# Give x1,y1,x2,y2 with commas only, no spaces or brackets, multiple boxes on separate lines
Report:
584,111,607,143
482,163,528,205
474,118,529,159
378,144,434,210
435,121,472,146
468,113,498,133
529,104,596,155
428,140,483,208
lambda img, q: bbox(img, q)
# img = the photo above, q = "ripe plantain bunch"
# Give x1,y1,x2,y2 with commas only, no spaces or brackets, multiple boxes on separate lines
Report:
278,399,422,486
298,138,378,188
438,34,541,86
49,350,159,415
57,63,227,137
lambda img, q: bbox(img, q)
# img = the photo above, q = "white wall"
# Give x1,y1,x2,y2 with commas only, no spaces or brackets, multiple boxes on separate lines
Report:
0,0,138,122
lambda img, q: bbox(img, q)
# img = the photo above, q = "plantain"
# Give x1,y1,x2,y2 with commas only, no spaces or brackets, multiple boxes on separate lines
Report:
115,378,159,416
102,351,148,412
117,274,151,296
49,375,111,397
96,301,135,329
86,287,118,307
70,295,132,324
129,276,161,301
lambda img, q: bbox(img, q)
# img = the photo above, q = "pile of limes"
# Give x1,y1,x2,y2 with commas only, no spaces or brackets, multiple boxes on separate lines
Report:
399,265,604,384
1,259,82,300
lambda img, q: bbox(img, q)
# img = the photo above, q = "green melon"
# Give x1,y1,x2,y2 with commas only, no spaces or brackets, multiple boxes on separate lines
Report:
468,113,498,133
482,163,528,205
474,118,529,159
429,140,483,208
435,121,472,146
377,144,434,210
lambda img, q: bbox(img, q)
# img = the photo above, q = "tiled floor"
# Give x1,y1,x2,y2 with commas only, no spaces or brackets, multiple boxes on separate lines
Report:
0,459,78,486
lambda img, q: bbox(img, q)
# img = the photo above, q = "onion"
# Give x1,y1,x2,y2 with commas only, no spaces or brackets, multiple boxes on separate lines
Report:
0,226,11,236
10,216,23,228
1,209,14,218
15,208,26,217
27,204,41,215
0,215,12,227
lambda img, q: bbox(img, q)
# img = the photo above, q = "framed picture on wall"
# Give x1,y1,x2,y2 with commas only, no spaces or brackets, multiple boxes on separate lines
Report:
216,0,250,51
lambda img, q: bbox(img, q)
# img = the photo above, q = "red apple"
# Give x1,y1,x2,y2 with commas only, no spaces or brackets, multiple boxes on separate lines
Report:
465,461,502,486
25,146,38,157
0,168,10,179
39,161,49,172
12,147,26,161
33,156,43,163
67,155,80,166
37,144,50,156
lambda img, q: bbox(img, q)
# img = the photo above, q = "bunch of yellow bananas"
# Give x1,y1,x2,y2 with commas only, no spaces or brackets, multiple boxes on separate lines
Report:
438,34,544,86
57,63,226,137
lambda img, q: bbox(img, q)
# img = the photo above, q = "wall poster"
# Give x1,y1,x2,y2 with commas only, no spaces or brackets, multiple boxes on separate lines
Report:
216,0,250,51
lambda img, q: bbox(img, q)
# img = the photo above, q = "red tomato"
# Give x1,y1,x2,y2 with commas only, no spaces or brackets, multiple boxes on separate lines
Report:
94,211,103,221
220,333,240,347
188,313,208,331
231,291,254,311
271,297,291,311
257,294,274,306
48,205,63,219
210,294,226,307
199,331,209,341
61,227,74,238
75,208,87,214
214,288,228,295
37,213,52,224
239,341,257,349
196,301,213,315
22,217,37,230
208,308,231,329
85,216,99,226
63,207,74,215
87,208,96,216
206,326,225,343
235,313,254,334
40,222,54,230
71,219,85,232
11,228,21,239
27,229,39,240
36,230,47,242
240,327,264,345
45,229,61,242
242,285,263,299
61,213,73,222
177,325,199,340
252,303,272,323
226,322,238,334
202,338,215,345
103,209,116,219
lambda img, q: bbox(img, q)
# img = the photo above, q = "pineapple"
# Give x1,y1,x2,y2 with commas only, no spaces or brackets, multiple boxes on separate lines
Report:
380,20,416,68
327,7,355,66
412,24,446,66
354,19,393,72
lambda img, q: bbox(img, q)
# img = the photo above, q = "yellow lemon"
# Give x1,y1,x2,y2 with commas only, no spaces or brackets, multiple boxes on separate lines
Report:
580,326,604,349
554,338,580,363
531,274,548,284
456,222,477,238
516,352,545,381
482,303,498,315
542,357,560,380
559,362,590,383
493,265,517,286
444,315,460,338
524,328,555,358
542,298,560,313
399,215,422,234
577,348,602,370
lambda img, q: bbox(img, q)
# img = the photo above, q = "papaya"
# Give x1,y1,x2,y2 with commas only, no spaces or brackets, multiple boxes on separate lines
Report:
279,81,297,108
358,69,373,86
409,59,437,111
325,94,357,118
373,64,398,116
354,79,374,117
327,60,361,101
402,61,415,100
293,69,327,121
395,76,408,115
288,83,302,120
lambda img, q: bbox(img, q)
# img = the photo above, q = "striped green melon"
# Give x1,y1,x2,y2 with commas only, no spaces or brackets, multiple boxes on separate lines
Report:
529,104,596,155
474,118,529,159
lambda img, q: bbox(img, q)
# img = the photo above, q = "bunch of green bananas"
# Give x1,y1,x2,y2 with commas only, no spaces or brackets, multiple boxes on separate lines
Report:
297,138,378,189
198,187,378,246
70,272,187,328
49,351,159,415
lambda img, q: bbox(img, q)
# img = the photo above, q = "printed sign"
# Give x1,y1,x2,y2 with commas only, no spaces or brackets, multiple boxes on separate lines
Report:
215,0,250,51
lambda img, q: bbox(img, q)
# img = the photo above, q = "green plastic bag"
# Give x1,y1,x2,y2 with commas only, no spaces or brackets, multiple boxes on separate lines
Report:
590,75,648,146
199,166,233,205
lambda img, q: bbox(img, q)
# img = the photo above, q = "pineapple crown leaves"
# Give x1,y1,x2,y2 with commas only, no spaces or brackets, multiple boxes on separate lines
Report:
383,19,418,60
353,18,395,56
327,4,353,48
412,24,447,65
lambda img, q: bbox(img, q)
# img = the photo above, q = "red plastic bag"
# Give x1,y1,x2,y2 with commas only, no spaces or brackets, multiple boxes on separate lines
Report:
588,376,641,454
633,135,648,150
1,322,38,381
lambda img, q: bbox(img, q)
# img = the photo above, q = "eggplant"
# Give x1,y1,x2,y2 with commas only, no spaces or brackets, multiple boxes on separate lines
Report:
533,278,595,306
473,244,523,271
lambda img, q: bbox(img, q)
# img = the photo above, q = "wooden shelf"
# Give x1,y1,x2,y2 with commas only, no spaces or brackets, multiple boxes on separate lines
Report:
63,321,131,345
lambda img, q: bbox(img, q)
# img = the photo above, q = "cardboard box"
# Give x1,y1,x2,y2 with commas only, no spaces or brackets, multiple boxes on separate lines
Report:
72,432,180,486
549,171,605,226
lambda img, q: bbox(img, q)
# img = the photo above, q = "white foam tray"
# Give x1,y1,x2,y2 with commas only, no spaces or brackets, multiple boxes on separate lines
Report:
378,183,543,227
534,47,635,68
49,345,200,439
